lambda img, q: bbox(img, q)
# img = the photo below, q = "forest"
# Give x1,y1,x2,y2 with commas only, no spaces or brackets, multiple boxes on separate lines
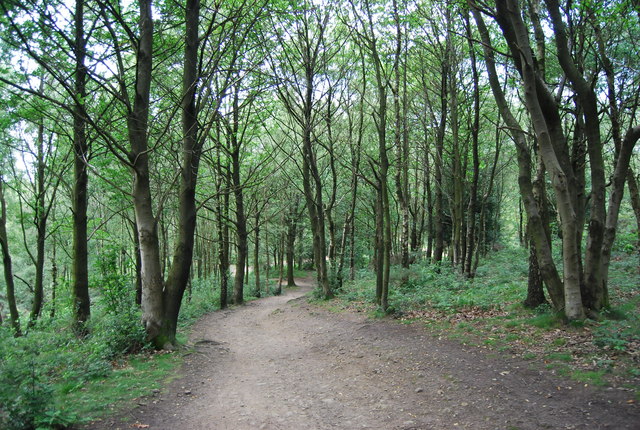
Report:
0,0,639,428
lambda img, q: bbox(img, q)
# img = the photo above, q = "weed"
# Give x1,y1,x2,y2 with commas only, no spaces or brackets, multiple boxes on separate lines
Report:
571,370,608,386
526,313,563,329
547,352,573,362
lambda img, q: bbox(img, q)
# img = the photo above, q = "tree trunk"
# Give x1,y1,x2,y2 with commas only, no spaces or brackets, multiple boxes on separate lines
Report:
133,220,142,306
128,0,167,343
300,91,331,298
464,12,480,278
231,188,247,306
29,115,47,326
600,127,640,305
286,197,299,287
524,235,547,308
71,0,90,332
374,192,383,305
50,238,57,318
276,229,285,295
217,182,230,309
393,1,410,270
160,0,202,347
471,6,566,310
545,0,607,313
433,52,448,265
0,177,21,336
494,0,584,319
450,66,464,267
254,212,261,298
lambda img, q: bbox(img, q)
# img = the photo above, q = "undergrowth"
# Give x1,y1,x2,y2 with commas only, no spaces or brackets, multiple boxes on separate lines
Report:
0,272,235,430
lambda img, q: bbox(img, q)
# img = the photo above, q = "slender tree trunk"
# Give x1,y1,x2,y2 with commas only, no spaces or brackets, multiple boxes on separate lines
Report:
276,229,285,295
217,186,230,309
472,6,566,310
495,0,584,319
50,238,57,318
450,68,464,267
464,14,480,277
525,148,551,308
29,116,47,325
72,0,90,332
254,212,261,298
374,191,383,304
133,220,142,306
286,198,299,287
231,192,247,305
393,0,410,270
601,126,640,303
545,0,607,313
128,0,167,342
160,0,202,347
0,177,21,336
265,225,271,291
433,54,448,265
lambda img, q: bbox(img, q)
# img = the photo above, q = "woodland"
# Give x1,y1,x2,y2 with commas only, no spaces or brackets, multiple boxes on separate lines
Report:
0,0,639,428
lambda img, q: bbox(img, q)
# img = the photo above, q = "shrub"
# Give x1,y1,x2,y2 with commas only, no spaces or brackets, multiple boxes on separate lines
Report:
0,328,78,429
90,306,149,360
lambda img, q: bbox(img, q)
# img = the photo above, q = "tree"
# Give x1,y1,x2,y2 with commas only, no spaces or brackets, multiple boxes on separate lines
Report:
0,174,21,336
473,0,640,319
0,0,93,331
270,1,336,299
71,0,91,331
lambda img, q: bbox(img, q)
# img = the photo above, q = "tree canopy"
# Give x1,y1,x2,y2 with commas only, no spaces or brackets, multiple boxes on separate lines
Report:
0,0,638,344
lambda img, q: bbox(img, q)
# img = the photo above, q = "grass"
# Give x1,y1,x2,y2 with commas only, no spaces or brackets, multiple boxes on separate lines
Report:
0,273,250,430
59,352,181,425
330,245,640,396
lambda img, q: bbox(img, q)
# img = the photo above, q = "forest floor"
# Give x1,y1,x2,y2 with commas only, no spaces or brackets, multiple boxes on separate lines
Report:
89,277,639,430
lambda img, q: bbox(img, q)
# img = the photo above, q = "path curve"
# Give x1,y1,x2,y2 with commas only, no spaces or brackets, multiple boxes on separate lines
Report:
95,278,638,429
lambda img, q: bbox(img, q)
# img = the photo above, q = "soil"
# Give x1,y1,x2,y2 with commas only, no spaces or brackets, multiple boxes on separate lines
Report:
91,277,639,429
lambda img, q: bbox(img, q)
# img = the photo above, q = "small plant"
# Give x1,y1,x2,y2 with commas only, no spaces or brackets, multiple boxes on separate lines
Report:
593,318,639,353
0,335,77,430
92,307,149,360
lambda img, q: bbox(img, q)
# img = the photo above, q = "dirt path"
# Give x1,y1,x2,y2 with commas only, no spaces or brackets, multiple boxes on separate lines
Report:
96,278,638,429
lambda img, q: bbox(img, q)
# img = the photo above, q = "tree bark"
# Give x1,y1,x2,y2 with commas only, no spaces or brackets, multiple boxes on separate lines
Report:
524,235,547,308
231,102,248,305
72,0,90,332
286,197,299,287
160,0,202,347
364,0,392,309
463,11,480,278
471,5,566,310
128,0,167,343
254,212,261,297
49,238,57,318
545,0,607,313
433,43,449,265
0,177,21,336
274,8,332,299
492,0,584,319
601,126,640,304
216,161,230,309
392,0,410,270
28,113,47,326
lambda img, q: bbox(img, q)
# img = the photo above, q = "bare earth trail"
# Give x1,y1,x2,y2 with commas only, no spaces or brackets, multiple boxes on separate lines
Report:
98,278,638,429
